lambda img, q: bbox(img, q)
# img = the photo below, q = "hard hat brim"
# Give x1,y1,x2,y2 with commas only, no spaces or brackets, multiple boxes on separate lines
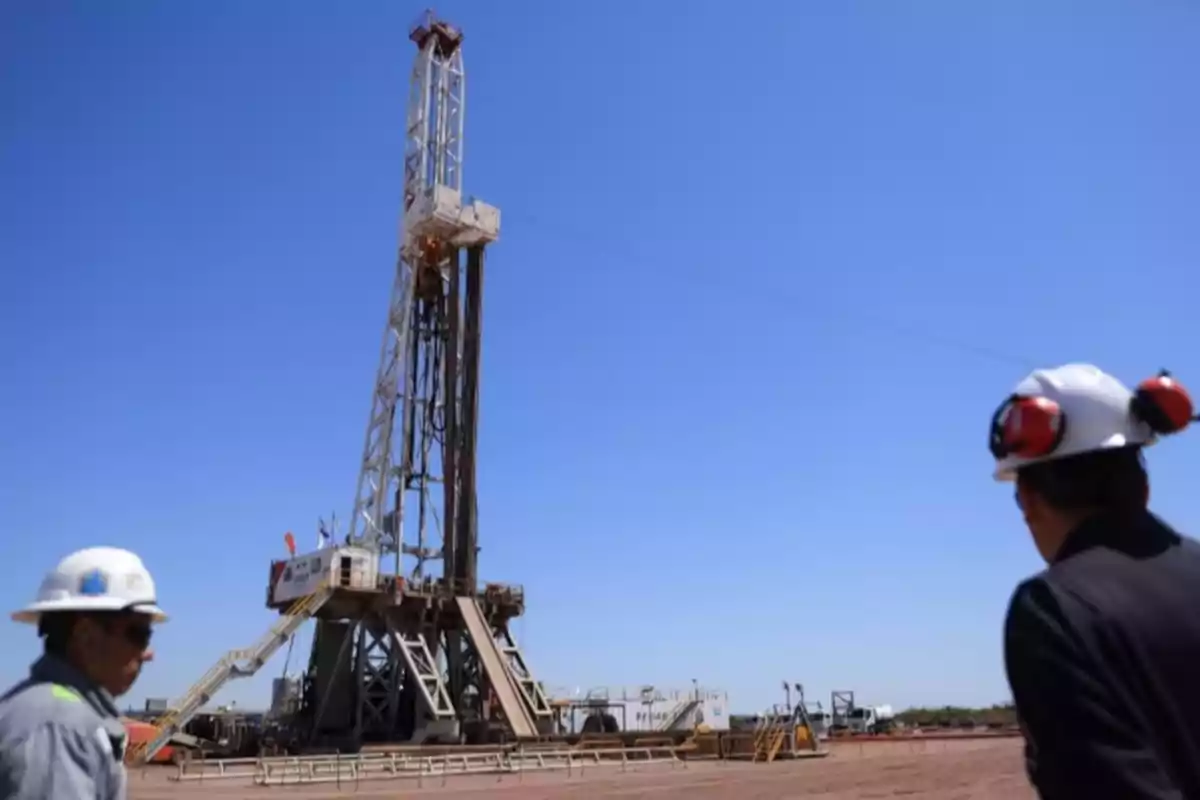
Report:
127,603,169,623
11,597,169,625
993,432,1151,482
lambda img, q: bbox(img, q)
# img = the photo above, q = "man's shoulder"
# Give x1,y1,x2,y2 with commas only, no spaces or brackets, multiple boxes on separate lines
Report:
1004,573,1065,622
0,679,106,746
1044,519,1200,615
1002,572,1094,661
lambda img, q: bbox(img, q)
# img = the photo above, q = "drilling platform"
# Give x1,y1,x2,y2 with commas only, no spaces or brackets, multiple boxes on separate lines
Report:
130,12,550,762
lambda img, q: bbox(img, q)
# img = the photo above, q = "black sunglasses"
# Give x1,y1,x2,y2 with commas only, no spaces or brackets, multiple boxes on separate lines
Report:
103,618,154,650
124,624,153,650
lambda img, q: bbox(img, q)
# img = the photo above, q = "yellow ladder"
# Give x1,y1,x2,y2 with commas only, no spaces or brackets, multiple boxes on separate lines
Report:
764,727,786,763
752,715,787,763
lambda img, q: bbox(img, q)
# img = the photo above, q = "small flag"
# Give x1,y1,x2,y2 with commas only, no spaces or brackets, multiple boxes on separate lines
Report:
283,531,296,557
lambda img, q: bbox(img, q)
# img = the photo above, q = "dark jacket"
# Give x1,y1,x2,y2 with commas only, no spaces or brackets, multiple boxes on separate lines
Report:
1005,511,1200,799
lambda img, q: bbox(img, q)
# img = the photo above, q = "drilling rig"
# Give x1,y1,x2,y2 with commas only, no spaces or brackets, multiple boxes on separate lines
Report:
130,12,550,762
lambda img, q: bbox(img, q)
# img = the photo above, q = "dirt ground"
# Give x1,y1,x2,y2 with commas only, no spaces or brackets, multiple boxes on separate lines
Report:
128,738,1035,800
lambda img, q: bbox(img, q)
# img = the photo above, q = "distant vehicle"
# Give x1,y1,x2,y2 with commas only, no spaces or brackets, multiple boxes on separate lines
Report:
806,708,833,739
846,704,896,734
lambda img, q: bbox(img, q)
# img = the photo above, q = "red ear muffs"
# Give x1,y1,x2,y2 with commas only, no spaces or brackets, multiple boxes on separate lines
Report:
1131,370,1197,435
989,394,1066,460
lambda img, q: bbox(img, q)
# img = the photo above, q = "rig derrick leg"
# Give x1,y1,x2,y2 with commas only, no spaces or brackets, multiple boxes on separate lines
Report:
298,612,462,748
301,619,357,746
352,616,402,743
441,245,467,720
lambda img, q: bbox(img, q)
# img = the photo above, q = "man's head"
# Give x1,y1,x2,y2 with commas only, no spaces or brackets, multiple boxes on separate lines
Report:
1014,446,1149,562
13,546,167,697
989,364,1195,563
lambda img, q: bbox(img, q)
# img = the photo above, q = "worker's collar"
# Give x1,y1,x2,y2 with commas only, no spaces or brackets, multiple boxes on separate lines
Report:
30,653,120,719
1053,509,1177,564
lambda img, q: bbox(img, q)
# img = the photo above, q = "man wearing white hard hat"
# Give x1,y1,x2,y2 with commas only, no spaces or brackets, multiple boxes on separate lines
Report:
0,547,166,800
990,364,1200,799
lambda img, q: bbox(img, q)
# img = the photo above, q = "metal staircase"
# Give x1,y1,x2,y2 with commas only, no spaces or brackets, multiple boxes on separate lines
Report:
493,624,553,722
127,584,333,764
657,698,701,731
455,596,539,738
752,712,788,764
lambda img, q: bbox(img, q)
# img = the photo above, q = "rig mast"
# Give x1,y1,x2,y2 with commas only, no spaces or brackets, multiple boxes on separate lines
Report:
348,11,483,586
278,11,551,746
129,14,552,761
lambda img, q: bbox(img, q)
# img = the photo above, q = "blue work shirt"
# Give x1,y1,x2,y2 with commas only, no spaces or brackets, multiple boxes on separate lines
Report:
0,654,128,800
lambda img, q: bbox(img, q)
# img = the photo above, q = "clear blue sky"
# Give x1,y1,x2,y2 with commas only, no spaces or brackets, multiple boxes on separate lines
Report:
2,1,1197,715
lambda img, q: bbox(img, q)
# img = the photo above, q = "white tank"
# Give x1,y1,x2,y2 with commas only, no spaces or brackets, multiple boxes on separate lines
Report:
552,685,730,734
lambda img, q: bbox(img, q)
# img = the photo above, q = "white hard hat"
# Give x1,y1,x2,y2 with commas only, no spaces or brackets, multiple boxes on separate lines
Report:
12,547,168,624
992,363,1155,482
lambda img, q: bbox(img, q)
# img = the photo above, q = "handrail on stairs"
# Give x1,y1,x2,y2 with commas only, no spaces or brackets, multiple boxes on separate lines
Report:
751,709,789,764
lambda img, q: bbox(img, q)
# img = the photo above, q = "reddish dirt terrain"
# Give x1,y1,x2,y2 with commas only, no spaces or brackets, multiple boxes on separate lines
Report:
128,738,1035,799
